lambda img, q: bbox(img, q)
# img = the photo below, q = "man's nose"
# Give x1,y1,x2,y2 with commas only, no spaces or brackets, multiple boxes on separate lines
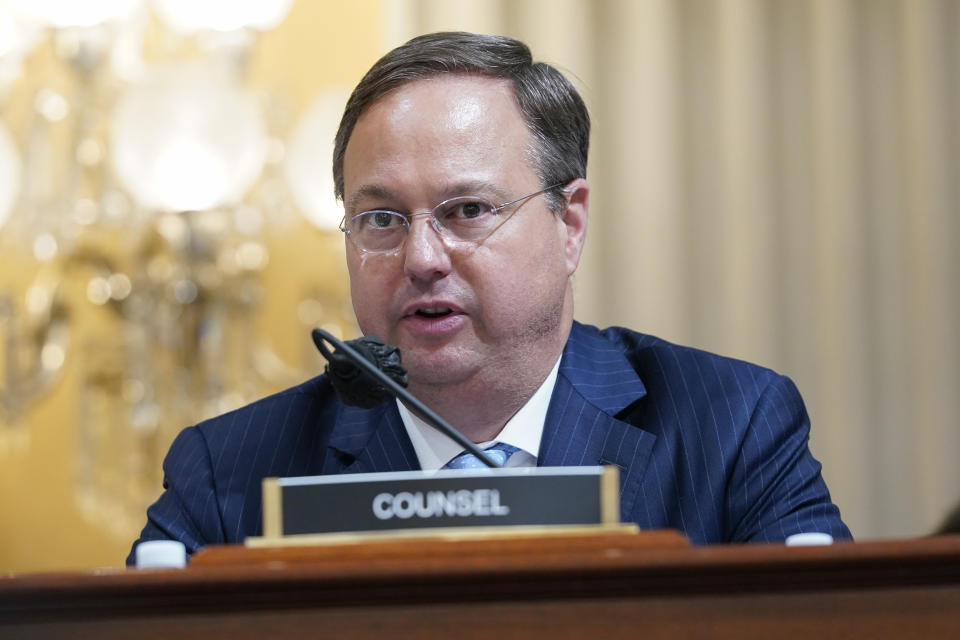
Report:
402,214,452,281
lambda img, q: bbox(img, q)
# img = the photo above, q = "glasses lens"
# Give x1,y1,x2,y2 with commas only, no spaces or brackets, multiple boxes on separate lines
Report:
349,210,407,252
433,197,498,241
346,193,523,252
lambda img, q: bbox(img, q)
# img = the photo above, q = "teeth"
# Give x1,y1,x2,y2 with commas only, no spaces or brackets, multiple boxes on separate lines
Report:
417,307,452,317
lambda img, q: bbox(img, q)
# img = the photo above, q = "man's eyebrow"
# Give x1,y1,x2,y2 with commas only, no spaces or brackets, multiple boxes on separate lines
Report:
346,180,511,212
346,185,396,213
441,180,509,202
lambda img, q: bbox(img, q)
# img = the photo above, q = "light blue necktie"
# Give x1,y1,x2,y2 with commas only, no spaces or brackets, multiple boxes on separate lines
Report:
444,442,520,469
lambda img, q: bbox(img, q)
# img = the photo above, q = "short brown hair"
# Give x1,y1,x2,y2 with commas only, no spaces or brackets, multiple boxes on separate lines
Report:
333,31,590,211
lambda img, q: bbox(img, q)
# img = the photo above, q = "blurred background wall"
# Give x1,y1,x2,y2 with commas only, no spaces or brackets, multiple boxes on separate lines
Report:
0,0,957,572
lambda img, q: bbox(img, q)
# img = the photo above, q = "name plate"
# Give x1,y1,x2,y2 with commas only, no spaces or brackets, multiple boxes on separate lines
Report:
259,466,620,539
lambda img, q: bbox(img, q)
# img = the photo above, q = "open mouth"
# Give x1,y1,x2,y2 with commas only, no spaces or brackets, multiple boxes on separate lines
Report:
415,307,453,318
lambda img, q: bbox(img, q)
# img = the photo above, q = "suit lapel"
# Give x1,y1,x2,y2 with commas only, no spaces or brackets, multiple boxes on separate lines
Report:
325,402,421,474
539,323,657,520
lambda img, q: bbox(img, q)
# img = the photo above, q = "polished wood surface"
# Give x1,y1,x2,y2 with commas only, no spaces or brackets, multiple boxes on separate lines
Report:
2,532,959,639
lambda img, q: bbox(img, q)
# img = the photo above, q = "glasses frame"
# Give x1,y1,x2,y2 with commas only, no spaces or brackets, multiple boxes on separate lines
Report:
339,182,568,254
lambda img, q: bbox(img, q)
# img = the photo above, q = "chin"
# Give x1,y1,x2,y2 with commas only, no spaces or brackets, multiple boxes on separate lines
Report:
402,346,479,388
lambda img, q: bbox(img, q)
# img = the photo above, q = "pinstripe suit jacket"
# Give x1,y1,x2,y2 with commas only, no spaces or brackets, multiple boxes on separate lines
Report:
128,321,850,563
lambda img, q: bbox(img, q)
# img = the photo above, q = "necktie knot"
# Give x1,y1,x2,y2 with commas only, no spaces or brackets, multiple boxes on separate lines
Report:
444,442,520,469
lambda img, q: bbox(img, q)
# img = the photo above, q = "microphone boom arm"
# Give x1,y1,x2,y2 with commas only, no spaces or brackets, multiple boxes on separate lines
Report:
312,328,501,468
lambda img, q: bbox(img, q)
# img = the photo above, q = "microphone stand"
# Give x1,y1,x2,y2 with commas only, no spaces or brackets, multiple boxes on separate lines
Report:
312,328,501,468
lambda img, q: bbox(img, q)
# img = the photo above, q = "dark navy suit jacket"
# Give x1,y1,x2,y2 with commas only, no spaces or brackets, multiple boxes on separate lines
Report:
128,322,850,563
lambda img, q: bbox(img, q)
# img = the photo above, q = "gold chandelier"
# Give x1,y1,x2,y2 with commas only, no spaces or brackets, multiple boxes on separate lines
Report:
0,0,356,539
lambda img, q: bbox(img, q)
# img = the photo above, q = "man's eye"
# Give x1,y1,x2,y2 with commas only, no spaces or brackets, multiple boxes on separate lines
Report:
365,211,401,229
443,200,491,221
463,202,484,218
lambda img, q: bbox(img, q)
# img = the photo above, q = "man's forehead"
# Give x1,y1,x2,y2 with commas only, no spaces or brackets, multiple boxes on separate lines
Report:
342,73,533,205
360,73,519,127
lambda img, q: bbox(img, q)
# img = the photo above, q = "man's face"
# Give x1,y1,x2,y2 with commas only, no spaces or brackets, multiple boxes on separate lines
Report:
341,74,587,391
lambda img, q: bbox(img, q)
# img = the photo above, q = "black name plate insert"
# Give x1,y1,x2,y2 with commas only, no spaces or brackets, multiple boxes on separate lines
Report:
261,466,619,538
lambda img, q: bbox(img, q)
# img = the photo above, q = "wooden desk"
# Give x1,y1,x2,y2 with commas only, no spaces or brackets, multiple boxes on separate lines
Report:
2,532,959,638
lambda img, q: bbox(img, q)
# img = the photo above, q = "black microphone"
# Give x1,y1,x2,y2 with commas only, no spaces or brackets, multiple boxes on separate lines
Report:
315,334,408,409
311,328,501,468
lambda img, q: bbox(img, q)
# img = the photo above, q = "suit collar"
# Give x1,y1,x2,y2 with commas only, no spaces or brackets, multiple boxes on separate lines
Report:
559,321,647,415
327,403,421,474
540,322,656,519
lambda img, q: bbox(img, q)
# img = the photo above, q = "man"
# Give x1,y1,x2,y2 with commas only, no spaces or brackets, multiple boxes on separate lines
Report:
128,32,849,563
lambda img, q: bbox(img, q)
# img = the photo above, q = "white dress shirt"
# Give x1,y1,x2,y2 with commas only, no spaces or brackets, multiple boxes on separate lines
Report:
397,356,562,470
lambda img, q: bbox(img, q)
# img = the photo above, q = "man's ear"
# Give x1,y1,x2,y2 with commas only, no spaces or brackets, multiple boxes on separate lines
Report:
560,178,589,275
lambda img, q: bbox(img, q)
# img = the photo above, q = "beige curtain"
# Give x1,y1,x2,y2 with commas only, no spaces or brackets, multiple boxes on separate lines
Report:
388,0,960,539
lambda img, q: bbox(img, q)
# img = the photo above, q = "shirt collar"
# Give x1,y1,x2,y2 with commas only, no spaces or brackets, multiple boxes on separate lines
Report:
398,355,562,470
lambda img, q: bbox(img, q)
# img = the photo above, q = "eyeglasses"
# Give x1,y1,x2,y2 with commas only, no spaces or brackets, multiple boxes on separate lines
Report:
340,183,566,254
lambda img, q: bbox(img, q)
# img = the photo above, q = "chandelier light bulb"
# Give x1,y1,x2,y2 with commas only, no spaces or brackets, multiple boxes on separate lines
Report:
0,120,21,231
0,8,19,58
111,64,267,212
151,0,292,34
284,90,349,231
10,0,141,29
